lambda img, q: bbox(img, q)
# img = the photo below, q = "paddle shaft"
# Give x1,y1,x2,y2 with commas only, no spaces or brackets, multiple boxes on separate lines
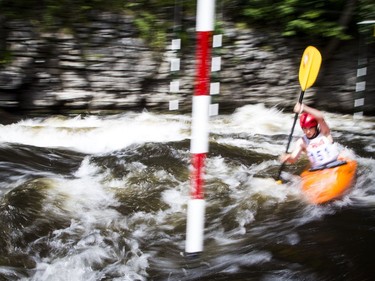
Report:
276,90,305,181
276,46,322,183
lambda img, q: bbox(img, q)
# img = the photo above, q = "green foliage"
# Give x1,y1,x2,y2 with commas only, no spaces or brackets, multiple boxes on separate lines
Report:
357,0,375,20
0,50,12,66
0,0,124,29
134,12,168,50
357,0,375,43
0,0,198,51
0,0,373,44
235,0,363,40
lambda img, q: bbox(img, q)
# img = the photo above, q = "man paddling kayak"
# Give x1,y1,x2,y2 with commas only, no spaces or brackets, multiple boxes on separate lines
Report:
280,102,341,170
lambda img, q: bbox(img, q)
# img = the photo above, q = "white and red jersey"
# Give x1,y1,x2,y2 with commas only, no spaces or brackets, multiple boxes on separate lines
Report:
302,133,339,168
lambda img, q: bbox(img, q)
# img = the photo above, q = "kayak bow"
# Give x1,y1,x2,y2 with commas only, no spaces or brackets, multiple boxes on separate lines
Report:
300,158,357,204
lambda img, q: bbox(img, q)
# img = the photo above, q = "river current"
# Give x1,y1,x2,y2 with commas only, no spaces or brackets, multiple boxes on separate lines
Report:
0,104,374,281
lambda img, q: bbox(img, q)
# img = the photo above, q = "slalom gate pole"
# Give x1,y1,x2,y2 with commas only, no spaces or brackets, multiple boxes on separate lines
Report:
185,0,215,255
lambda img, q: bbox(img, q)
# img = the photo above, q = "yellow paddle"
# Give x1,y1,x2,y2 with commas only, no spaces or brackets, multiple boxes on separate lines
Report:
276,46,322,184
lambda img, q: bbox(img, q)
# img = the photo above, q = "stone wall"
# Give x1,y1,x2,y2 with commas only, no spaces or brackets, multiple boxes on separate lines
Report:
0,12,374,115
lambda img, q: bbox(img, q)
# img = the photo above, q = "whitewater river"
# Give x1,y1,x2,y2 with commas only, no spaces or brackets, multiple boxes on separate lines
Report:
0,104,374,281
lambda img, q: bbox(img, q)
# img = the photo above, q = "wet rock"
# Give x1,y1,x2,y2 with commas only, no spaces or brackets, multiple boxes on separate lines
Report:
0,15,373,115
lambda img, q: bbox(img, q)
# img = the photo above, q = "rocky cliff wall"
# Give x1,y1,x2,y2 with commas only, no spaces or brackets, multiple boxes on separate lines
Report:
0,12,374,115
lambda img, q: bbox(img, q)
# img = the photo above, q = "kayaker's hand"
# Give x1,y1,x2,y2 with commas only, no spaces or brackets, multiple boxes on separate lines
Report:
279,153,291,163
294,102,303,114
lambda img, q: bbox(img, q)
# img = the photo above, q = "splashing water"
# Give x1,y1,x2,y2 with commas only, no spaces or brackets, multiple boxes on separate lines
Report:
0,104,374,280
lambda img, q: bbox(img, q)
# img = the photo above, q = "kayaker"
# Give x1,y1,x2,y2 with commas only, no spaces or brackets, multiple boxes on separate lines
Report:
280,102,341,170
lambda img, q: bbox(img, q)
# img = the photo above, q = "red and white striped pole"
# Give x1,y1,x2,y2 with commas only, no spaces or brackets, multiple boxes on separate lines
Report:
185,0,215,255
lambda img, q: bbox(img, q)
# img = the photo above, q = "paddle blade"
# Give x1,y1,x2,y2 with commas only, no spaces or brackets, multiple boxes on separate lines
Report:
299,46,322,91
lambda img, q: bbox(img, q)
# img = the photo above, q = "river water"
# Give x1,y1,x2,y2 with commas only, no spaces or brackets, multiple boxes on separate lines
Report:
0,104,374,281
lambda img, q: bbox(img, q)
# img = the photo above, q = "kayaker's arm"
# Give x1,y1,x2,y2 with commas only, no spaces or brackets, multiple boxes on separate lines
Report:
280,138,304,164
294,103,332,138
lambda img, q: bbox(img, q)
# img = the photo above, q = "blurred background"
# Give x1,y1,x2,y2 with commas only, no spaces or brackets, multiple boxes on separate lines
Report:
0,0,374,117
1,2,375,281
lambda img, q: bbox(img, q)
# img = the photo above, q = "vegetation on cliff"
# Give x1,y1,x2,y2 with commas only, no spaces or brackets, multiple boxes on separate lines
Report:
0,0,374,56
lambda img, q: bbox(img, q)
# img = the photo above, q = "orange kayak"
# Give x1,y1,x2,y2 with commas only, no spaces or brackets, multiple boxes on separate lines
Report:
300,158,357,204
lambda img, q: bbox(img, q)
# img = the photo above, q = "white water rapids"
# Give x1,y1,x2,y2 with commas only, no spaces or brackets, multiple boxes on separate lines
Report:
0,104,374,280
